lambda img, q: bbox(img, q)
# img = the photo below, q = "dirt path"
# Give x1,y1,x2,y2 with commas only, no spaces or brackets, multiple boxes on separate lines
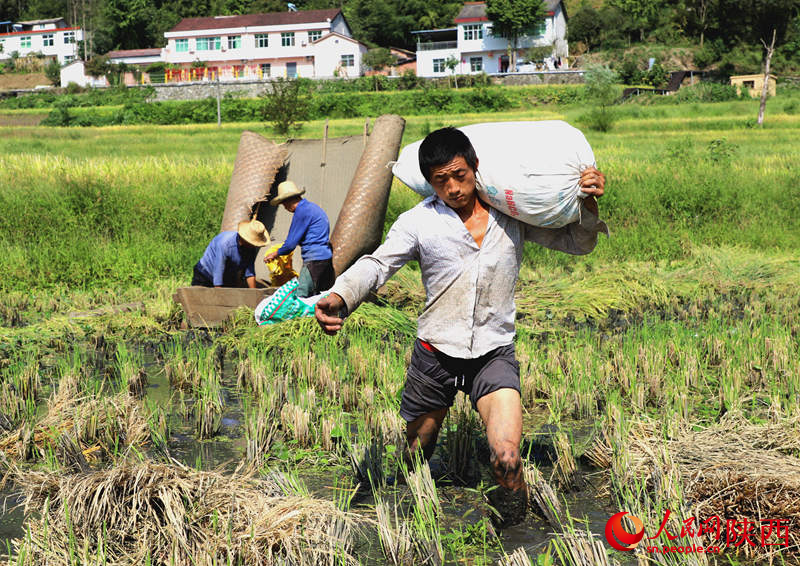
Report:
0,72,51,91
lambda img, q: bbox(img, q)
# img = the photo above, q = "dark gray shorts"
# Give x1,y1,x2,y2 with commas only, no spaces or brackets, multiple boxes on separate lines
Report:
399,339,520,422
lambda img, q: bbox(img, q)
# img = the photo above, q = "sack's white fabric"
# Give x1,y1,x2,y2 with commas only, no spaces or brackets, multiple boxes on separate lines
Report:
392,120,595,228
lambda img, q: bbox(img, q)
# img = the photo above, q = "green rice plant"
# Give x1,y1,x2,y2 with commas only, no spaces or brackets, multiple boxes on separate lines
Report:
161,337,200,391
373,490,415,565
442,395,481,485
523,462,563,528
497,547,538,565
237,350,288,400
401,454,443,565
243,392,279,463
552,431,583,491
145,401,170,459
548,505,617,566
193,355,223,440
279,403,313,448
114,342,147,397
348,424,385,488
320,412,347,454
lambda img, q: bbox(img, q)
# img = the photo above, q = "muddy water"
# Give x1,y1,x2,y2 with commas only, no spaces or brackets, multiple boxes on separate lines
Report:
1,341,623,563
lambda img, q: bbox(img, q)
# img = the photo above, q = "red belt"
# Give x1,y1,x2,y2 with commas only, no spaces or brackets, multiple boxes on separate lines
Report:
419,339,437,352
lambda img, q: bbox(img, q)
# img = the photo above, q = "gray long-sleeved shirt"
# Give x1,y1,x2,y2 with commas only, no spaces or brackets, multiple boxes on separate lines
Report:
330,196,608,359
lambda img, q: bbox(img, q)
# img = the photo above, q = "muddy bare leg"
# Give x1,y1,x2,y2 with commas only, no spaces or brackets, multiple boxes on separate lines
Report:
405,407,448,463
476,388,526,527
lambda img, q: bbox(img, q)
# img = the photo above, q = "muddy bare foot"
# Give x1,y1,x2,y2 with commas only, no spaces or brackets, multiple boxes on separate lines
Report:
487,484,528,529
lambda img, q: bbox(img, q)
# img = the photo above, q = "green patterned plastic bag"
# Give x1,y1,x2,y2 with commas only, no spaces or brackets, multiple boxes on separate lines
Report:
254,279,316,325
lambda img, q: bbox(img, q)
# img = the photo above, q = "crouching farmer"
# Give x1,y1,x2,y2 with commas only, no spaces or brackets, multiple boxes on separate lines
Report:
192,219,270,288
315,127,607,526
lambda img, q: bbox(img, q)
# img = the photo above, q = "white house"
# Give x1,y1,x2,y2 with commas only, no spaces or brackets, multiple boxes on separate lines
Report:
413,0,568,78
59,60,109,88
0,18,83,65
161,8,368,80
106,48,163,66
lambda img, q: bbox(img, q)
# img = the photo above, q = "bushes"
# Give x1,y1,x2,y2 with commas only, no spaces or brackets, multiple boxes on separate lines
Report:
672,82,741,103
0,86,154,109
40,86,522,126
44,60,61,86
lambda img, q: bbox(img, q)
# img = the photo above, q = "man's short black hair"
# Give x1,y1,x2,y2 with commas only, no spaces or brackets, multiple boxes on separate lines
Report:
418,127,478,182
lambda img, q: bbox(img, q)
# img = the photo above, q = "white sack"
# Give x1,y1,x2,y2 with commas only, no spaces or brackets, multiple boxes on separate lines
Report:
392,120,595,228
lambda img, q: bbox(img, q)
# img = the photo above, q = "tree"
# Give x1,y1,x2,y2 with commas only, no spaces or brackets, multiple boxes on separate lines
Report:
568,4,603,51
758,29,777,125
363,48,395,91
261,78,309,136
581,64,620,132
486,0,547,71
444,55,459,88
44,59,62,85
607,0,660,41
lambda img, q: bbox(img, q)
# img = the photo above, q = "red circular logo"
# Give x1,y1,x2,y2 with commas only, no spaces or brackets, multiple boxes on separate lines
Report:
605,511,645,551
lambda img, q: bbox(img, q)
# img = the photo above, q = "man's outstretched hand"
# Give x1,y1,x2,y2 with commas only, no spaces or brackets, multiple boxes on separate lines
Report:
579,166,605,216
315,293,346,335
579,166,605,197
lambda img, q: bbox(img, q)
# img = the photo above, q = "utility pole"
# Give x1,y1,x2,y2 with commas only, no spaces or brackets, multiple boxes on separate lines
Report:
216,72,222,127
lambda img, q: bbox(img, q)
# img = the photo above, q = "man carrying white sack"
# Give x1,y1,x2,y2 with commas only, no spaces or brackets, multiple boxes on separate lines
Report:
315,127,608,527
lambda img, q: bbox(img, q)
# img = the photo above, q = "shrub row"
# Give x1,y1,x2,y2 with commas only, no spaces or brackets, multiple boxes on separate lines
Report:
42,86,589,127
0,85,155,109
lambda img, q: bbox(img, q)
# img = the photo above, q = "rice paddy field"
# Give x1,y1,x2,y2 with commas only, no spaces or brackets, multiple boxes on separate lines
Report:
1,90,799,565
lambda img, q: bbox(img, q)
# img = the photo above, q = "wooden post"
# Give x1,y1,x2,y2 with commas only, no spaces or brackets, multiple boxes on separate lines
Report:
320,118,329,192
758,29,776,127
363,117,370,147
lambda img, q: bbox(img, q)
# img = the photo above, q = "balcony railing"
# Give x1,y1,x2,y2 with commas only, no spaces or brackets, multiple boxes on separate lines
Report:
417,41,457,51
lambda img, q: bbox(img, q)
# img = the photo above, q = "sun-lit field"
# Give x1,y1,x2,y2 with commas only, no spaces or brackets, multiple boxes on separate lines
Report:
1,93,799,565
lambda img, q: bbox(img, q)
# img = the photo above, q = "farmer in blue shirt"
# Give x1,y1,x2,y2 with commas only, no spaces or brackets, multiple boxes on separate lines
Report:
265,181,334,298
192,219,271,288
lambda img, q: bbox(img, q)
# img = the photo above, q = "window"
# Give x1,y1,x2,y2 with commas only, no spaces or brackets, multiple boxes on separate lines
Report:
175,38,188,52
196,36,221,51
530,21,546,36
286,62,297,77
463,24,483,40
42,34,54,47
470,56,482,72
63,31,75,43
20,36,31,48
340,54,354,67
64,55,74,63
260,63,271,76
433,58,445,73
308,30,322,42
281,32,295,47
227,35,241,49
255,34,268,48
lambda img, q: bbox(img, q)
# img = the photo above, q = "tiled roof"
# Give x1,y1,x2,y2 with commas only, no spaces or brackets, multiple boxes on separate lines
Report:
168,8,342,33
453,0,561,22
107,48,162,58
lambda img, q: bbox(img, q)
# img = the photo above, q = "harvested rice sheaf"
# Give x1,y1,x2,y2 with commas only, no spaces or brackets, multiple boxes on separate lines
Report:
0,380,149,463
589,413,800,560
9,461,361,566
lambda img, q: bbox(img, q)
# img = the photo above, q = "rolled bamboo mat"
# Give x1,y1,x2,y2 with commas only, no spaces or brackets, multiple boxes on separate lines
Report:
220,131,287,232
330,114,405,275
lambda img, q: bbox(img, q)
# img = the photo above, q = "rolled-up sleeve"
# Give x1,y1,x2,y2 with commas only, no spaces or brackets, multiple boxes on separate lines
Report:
329,214,418,313
524,200,609,255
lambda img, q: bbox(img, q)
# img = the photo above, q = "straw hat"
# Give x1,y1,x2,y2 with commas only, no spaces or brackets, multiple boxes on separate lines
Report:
270,180,306,206
237,218,271,247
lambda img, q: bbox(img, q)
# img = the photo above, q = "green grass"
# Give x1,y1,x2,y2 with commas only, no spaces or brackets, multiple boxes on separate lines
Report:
1,98,799,565
1,95,798,297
